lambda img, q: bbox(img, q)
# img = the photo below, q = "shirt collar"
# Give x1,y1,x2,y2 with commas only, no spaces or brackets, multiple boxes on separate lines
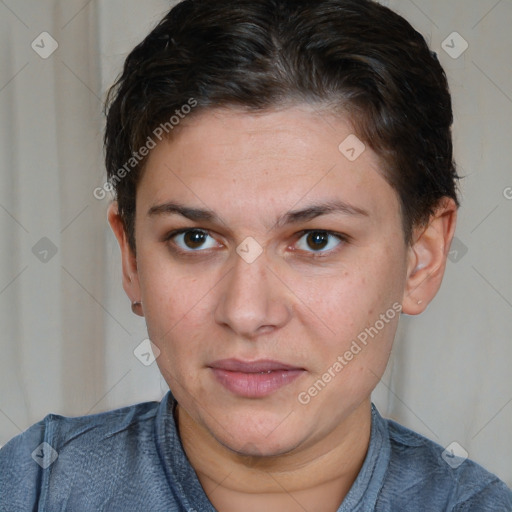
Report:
155,390,216,511
336,404,391,511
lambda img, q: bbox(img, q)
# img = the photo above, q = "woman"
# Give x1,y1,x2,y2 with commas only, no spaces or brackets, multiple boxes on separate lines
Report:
1,0,511,510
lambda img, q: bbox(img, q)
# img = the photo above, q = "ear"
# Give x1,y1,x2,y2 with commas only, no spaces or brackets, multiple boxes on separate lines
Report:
107,202,144,317
402,197,458,315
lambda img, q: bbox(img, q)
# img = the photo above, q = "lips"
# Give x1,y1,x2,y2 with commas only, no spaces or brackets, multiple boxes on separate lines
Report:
208,359,305,398
209,359,303,373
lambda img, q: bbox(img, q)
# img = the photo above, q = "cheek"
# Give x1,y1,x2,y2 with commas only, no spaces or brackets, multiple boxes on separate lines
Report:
303,250,403,361
138,248,205,318
298,277,399,412
136,256,210,359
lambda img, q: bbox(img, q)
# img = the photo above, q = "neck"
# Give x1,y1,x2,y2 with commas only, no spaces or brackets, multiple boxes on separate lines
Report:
177,399,372,512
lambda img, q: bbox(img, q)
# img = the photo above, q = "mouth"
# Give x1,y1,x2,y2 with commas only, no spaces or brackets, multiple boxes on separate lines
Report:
208,359,306,398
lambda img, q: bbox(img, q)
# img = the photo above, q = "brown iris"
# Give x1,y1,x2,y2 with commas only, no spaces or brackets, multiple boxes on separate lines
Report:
183,230,207,249
306,231,329,251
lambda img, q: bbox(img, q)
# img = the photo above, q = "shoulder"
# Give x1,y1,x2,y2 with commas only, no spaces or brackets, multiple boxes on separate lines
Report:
1,398,160,457
0,399,163,511
378,415,512,511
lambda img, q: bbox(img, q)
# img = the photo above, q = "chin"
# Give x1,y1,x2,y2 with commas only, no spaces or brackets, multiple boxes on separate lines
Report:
226,435,298,459
209,413,304,458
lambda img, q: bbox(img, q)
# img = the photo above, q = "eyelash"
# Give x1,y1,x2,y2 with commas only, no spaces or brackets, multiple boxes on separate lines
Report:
164,228,349,259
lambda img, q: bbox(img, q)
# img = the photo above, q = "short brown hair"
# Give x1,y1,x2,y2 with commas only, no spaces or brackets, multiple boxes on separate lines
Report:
104,0,459,252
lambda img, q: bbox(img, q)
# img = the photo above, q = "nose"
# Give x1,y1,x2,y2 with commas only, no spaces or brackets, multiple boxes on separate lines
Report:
213,250,292,339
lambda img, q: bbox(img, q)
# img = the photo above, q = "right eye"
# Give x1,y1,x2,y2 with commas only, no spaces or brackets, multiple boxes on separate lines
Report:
166,229,221,252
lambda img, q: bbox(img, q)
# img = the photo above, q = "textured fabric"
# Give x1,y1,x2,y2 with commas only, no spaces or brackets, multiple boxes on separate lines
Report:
1,391,511,511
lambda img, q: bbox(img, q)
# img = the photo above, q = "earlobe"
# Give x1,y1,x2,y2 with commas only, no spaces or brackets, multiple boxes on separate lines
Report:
107,202,144,316
402,198,457,315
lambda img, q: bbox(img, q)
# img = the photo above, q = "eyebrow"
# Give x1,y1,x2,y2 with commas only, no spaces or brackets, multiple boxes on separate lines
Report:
147,199,369,229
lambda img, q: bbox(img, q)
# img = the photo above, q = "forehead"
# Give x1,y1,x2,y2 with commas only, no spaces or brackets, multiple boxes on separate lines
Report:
137,106,399,227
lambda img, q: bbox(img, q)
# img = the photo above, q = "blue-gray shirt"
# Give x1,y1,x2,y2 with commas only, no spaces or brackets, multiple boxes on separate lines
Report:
1,391,511,511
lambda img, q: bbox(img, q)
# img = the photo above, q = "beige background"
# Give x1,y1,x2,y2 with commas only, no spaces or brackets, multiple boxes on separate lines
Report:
1,0,511,486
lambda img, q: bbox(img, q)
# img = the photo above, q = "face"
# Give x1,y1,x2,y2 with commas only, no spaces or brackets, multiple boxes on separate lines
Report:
118,106,414,456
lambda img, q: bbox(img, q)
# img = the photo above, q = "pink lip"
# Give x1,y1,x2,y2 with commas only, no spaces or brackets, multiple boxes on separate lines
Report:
209,359,305,398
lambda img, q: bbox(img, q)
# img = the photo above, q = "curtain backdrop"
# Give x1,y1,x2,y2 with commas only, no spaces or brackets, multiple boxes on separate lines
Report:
1,0,511,485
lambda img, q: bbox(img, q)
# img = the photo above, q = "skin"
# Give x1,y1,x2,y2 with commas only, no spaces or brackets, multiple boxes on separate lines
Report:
108,106,457,512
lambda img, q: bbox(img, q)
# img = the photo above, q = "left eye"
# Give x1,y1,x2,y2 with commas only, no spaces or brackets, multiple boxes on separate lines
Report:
295,231,343,253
